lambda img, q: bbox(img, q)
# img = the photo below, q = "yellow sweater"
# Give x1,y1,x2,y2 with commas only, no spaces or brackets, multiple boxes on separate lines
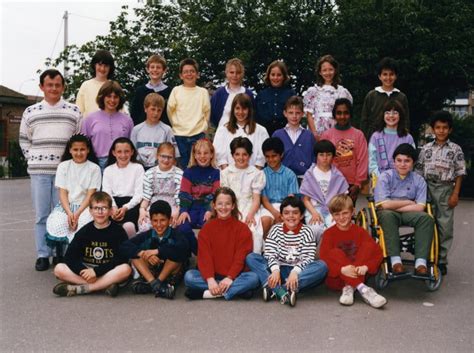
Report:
167,85,210,136
75,78,104,118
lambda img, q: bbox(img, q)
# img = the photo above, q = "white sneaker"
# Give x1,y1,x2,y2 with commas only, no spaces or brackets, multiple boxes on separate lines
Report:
359,286,387,308
339,285,354,306
203,290,222,299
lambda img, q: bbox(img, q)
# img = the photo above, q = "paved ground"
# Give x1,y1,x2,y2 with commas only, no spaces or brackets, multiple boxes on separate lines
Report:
0,179,473,352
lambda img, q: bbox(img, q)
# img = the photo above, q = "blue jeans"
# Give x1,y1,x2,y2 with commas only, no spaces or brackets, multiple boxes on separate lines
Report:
31,174,58,257
175,133,205,168
184,269,259,300
245,253,328,292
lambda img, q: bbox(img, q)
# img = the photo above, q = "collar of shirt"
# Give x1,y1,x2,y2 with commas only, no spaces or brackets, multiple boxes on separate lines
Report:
267,164,285,175
383,127,398,135
375,86,400,96
225,85,245,94
41,98,65,108
152,227,172,243
284,124,304,133
433,139,452,148
146,81,168,92
283,222,303,234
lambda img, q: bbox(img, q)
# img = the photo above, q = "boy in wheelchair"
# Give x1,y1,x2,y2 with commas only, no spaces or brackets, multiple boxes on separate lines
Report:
374,143,433,276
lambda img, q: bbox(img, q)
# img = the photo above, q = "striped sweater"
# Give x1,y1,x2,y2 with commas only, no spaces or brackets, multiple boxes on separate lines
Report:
19,99,82,175
142,165,183,209
264,223,317,273
178,166,220,212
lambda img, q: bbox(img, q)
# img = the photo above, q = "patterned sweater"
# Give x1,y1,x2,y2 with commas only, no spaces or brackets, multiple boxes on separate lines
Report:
19,99,82,175
178,166,220,212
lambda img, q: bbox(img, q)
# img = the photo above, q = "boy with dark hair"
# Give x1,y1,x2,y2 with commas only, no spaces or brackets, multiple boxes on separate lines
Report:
375,143,433,276
120,200,190,299
415,111,466,275
167,58,210,167
260,137,299,236
300,139,349,242
320,194,386,308
246,196,328,306
20,69,82,271
321,98,368,203
360,57,410,139
131,92,179,169
130,54,172,126
272,96,316,180
53,191,131,297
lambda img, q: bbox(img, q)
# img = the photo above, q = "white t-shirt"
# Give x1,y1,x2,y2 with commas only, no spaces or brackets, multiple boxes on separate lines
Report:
102,162,145,208
218,86,246,128
313,165,331,199
55,160,102,204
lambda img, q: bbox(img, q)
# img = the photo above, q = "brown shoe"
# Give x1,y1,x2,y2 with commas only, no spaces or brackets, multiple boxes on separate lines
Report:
415,265,428,276
392,263,405,274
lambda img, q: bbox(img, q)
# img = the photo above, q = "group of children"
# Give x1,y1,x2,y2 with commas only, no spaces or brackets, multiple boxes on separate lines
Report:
20,51,466,309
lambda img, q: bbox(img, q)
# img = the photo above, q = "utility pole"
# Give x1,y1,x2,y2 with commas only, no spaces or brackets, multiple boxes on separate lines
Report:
63,10,69,79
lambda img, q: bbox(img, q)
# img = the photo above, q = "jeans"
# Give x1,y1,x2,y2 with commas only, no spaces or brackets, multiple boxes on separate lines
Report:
31,174,58,257
175,133,205,168
184,269,259,300
245,253,328,292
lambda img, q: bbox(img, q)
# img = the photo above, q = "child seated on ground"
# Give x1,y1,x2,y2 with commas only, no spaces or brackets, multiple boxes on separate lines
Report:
246,196,328,306
300,140,348,243
415,111,466,275
260,137,299,237
120,200,190,299
375,143,434,276
138,142,183,232
319,194,386,308
184,187,259,300
272,96,316,180
53,191,132,297
176,138,220,255
220,137,266,253
131,93,179,170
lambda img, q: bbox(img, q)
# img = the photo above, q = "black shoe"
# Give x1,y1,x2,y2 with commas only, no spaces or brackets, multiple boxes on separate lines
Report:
131,280,152,294
52,256,64,265
105,283,119,297
184,288,204,300
35,257,50,271
155,283,175,299
439,264,447,275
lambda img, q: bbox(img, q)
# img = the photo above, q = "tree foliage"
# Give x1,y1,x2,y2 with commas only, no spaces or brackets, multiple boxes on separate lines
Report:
48,0,474,137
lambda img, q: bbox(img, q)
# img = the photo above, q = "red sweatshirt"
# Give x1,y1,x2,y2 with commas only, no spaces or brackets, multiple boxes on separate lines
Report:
321,127,368,186
198,216,253,280
319,223,382,277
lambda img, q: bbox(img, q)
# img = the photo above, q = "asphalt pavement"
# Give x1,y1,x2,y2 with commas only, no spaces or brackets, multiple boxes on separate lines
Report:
1,179,472,352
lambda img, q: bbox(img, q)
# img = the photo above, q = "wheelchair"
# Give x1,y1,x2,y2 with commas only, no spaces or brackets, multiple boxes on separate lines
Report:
356,174,442,291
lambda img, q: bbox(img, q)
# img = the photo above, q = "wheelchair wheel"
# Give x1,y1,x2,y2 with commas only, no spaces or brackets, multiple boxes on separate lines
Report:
375,267,389,290
425,266,442,292
356,208,369,231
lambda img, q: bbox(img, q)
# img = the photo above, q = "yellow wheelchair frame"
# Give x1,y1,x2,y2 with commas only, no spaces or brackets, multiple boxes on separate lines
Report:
356,174,442,291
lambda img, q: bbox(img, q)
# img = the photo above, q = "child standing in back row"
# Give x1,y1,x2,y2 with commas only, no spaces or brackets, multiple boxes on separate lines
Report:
415,111,466,275
303,55,352,140
176,139,220,255
167,58,210,167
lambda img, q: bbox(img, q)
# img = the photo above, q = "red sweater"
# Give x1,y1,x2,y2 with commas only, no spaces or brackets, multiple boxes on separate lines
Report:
319,224,382,277
198,216,253,280
320,127,368,186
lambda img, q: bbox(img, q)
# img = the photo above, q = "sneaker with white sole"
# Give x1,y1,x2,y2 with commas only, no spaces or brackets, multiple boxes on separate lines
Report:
359,286,387,308
53,282,76,297
339,285,354,306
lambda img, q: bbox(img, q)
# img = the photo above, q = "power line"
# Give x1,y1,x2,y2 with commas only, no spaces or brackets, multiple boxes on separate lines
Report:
48,17,64,61
69,12,111,23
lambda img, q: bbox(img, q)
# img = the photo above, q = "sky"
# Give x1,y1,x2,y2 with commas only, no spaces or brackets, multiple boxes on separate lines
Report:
1,0,143,96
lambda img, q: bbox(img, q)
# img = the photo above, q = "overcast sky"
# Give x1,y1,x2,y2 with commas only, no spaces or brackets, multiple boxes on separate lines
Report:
1,0,143,96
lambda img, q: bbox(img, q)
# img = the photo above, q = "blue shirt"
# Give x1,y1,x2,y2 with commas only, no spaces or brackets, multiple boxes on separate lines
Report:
374,169,427,206
262,164,299,203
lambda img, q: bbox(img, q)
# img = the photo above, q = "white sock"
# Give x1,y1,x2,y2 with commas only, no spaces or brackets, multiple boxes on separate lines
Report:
415,258,427,268
203,290,222,299
356,283,368,292
74,284,90,295
390,256,402,266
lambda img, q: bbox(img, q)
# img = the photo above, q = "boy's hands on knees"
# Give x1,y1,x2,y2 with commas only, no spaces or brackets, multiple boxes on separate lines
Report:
207,278,221,296
268,270,281,288
203,211,212,222
355,265,368,276
448,192,459,208
286,271,299,292
80,268,97,283
219,277,233,294
271,209,282,223
245,212,256,227
177,212,191,226
309,211,323,225
341,265,358,278
148,255,162,266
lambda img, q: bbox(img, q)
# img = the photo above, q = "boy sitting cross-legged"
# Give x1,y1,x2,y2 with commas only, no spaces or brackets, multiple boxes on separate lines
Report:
53,191,132,297
319,194,386,308
246,196,328,306
120,200,190,299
